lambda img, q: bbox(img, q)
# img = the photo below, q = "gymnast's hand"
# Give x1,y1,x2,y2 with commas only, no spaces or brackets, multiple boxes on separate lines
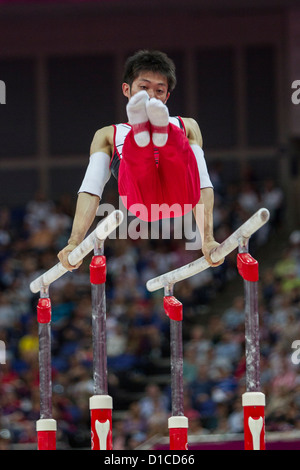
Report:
201,239,224,267
57,243,83,272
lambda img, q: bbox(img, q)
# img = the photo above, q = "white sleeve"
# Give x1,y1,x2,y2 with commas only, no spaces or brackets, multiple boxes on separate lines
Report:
78,151,111,199
190,144,213,189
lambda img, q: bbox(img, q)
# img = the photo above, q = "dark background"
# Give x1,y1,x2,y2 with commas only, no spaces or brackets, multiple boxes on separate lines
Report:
0,0,299,229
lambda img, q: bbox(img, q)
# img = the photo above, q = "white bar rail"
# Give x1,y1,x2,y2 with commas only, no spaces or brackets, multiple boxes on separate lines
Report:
30,210,124,293
146,208,270,292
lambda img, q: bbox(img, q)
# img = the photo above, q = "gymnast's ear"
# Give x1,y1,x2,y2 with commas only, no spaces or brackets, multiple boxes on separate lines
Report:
122,82,131,99
164,92,170,104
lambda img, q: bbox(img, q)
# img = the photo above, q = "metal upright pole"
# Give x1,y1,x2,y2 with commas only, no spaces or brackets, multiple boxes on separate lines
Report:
91,241,108,396
238,238,265,450
30,211,124,450
146,210,270,451
36,286,57,450
89,239,113,450
164,285,188,450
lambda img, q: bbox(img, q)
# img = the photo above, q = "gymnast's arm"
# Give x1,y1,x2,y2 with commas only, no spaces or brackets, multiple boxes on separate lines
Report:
183,117,224,267
58,126,113,271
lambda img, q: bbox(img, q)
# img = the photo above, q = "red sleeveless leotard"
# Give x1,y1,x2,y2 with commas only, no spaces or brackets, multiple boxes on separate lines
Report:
110,117,200,222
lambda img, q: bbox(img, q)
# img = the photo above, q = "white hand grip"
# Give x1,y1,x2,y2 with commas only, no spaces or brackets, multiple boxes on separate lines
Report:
30,210,123,293
146,208,269,292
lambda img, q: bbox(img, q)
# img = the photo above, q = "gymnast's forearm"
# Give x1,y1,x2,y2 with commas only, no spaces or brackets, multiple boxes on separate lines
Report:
68,192,100,246
193,187,215,242
68,149,111,245
193,188,223,267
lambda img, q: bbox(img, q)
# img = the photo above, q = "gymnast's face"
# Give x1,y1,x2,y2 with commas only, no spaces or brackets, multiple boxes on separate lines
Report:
122,71,170,103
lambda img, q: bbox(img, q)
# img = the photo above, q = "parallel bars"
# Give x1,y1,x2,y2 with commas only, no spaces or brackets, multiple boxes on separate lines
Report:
30,210,123,450
31,207,270,450
146,208,270,450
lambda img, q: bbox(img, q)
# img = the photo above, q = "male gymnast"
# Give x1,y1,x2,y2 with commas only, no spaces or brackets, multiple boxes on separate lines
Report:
58,50,224,271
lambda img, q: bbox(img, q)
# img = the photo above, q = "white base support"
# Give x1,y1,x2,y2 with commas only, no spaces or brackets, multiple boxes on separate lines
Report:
168,416,189,450
36,418,57,431
36,419,57,450
242,392,266,450
90,395,113,450
242,391,265,407
89,394,113,410
168,416,188,428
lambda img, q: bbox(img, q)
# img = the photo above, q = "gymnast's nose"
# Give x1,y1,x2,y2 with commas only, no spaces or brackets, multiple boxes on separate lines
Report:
147,89,155,99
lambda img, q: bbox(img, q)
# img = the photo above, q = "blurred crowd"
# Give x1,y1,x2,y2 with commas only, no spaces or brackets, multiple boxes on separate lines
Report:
1,168,300,450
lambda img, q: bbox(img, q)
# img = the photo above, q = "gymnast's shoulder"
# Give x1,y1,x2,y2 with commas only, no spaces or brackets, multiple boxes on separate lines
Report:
181,117,203,147
90,125,114,156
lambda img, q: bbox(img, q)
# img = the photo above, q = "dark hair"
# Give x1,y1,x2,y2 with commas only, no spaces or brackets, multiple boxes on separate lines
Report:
123,50,177,92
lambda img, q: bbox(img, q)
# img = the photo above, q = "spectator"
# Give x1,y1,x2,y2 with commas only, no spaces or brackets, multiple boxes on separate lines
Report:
123,401,147,437
183,345,198,384
238,182,259,215
261,179,284,229
188,364,217,430
227,398,244,433
1,176,299,448
139,384,169,422
222,296,245,330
